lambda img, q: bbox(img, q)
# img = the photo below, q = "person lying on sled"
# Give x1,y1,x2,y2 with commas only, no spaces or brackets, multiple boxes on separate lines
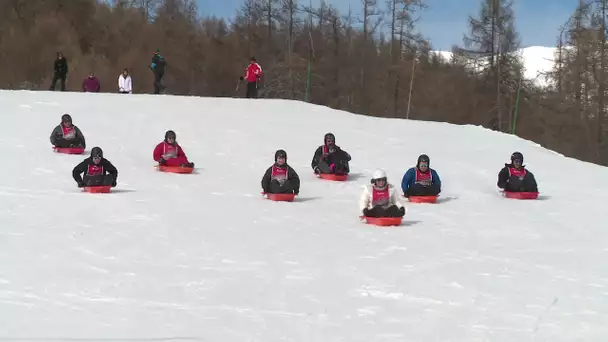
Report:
401,154,441,197
311,132,351,175
72,147,118,187
50,113,86,148
497,151,538,193
261,149,300,194
359,169,405,218
153,130,194,167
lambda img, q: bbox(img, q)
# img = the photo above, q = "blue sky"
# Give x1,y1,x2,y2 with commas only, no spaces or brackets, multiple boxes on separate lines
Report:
196,0,577,50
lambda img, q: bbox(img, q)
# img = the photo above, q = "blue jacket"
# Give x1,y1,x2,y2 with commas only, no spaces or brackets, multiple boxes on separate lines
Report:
401,167,441,193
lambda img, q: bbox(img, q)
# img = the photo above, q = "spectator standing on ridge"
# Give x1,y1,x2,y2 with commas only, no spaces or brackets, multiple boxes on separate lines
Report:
239,57,262,98
82,72,100,92
150,49,166,94
50,52,68,91
118,69,132,94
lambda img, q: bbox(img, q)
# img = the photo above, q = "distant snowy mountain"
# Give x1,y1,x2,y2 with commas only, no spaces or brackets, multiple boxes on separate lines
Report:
432,46,558,86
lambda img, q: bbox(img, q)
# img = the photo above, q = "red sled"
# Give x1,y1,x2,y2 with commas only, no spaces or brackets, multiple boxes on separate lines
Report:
360,216,402,226
503,191,539,200
261,192,296,202
408,195,438,203
83,185,112,193
317,173,348,181
157,165,194,174
53,146,85,154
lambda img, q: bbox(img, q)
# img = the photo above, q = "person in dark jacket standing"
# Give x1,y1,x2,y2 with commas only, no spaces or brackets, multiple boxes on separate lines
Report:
150,49,166,94
240,57,262,98
73,147,118,188
50,52,68,91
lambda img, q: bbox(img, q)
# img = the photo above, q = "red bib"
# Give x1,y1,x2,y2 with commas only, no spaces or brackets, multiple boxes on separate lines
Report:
415,168,432,185
163,142,179,159
271,165,288,183
508,167,526,179
87,164,103,176
371,186,390,207
62,125,76,139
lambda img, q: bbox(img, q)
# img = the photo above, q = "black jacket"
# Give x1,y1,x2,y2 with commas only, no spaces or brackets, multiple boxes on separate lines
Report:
311,145,351,170
497,163,538,192
73,157,118,184
54,58,68,77
50,124,86,147
151,54,166,74
261,163,300,193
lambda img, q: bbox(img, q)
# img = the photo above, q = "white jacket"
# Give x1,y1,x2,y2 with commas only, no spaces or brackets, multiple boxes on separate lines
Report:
118,74,132,93
359,184,404,213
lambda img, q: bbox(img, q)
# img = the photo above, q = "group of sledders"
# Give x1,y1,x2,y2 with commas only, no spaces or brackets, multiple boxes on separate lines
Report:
51,116,539,216
50,114,195,188
261,133,539,218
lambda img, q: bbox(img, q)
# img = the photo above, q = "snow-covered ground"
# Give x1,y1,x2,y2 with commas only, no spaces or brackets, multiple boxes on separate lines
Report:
1,89,607,341
433,46,557,86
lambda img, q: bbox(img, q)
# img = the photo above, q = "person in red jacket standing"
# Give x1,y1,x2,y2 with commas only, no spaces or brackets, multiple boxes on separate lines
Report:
239,57,262,98
153,130,194,168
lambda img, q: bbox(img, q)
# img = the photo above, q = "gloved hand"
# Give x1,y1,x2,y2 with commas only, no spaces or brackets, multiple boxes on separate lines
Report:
294,190,299,195
362,208,371,216
159,157,165,165
239,76,244,81
77,181,85,188
111,180,117,187
314,167,320,174
399,207,406,215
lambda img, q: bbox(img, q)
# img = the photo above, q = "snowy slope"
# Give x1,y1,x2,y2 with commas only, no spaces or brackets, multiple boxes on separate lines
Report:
433,46,557,86
1,89,608,341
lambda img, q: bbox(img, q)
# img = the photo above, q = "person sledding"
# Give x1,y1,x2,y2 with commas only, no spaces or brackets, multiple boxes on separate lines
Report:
261,149,300,194
50,114,86,148
153,130,194,168
401,154,441,197
497,151,538,193
311,133,351,175
359,169,406,218
72,147,118,188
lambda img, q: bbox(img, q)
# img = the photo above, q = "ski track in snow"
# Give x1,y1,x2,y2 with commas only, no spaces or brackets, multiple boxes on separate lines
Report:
0,90,607,341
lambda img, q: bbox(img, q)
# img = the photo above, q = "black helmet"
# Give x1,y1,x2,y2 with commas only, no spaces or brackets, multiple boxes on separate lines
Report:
165,130,176,142
511,151,523,163
324,132,335,145
91,146,103,158
61,114,72,123
417,154,430,167
275,149,287,162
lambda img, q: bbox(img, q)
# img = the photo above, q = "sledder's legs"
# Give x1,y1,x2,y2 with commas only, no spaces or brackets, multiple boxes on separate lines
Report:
364,205,405,218
83,174,114,187
162,156,192,167
268,179,295,194
318,159,349,175
54,137,84,148
406,183,440,196
505,174,538,192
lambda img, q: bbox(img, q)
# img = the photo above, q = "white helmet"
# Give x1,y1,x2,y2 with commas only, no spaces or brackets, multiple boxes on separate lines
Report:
372,169,387,180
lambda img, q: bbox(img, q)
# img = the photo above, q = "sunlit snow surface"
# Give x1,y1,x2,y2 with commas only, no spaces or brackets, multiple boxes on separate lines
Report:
1,90,607,341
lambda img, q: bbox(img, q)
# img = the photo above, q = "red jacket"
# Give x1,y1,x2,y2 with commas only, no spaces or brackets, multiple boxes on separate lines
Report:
153,141,188,161
243,62,262,82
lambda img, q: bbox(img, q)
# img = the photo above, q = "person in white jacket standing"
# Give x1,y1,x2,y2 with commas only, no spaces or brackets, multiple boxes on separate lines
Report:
359,169,406,218
118,68,132,94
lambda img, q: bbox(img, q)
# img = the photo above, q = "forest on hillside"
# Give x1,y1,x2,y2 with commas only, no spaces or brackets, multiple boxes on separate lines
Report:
1,0,608,166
